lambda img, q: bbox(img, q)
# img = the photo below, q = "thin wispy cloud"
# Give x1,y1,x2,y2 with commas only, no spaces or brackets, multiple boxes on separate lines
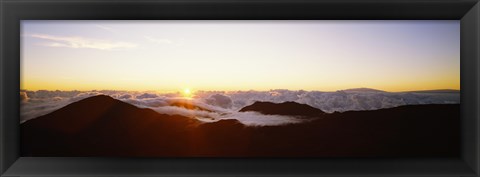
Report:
95,25,118,34
143,35,173,45
29,33,138,50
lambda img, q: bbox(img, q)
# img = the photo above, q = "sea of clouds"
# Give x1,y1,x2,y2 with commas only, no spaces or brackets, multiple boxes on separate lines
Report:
20,88,460,126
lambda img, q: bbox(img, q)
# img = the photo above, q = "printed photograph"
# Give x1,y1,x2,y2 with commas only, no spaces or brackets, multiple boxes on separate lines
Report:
20,21,460,157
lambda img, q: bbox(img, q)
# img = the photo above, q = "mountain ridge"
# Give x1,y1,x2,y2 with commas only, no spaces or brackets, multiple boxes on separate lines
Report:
341,88,386,92
21,95,459,157
239,101,325,117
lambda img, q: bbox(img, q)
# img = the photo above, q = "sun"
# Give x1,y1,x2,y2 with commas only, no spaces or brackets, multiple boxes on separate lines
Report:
182,88,192,98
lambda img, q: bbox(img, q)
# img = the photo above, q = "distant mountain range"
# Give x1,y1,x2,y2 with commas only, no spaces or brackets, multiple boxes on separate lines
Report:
341,88,387,92
340,88,459,93
405,89,460,93
21,95,459,157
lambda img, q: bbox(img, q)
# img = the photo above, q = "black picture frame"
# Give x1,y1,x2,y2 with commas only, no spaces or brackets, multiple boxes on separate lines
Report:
1,0,479,176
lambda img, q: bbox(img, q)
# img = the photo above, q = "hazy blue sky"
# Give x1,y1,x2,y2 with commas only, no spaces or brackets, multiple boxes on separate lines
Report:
21,20,460,92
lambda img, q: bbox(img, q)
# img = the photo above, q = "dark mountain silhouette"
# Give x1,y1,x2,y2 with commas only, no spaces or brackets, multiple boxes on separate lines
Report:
21,95,203,157
239,101,325,117
21,96,459,157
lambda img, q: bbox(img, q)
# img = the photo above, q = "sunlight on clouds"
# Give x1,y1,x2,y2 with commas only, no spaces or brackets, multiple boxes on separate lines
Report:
29,33,137,50
19,89,460,125
182,88,192,98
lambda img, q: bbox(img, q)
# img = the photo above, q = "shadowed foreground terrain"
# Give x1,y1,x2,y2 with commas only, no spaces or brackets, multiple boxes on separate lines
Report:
21,95,459,157
239,101,326,117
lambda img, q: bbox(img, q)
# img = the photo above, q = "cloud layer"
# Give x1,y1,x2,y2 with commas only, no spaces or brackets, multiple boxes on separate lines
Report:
20,89,460,125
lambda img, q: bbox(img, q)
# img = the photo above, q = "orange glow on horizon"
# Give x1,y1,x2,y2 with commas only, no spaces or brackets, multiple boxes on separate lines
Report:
182,88,193,98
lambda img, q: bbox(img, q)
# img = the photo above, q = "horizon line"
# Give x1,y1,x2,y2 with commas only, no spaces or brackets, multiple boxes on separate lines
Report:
19,87,461,93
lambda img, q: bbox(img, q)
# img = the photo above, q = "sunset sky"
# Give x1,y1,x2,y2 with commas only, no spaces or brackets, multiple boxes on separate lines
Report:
21,20,460,92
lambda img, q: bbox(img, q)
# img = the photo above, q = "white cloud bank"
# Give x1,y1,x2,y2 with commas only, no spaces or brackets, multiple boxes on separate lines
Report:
20,89,460,126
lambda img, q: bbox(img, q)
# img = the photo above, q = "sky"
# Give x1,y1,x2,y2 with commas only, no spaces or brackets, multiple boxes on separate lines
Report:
21,20,460,92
